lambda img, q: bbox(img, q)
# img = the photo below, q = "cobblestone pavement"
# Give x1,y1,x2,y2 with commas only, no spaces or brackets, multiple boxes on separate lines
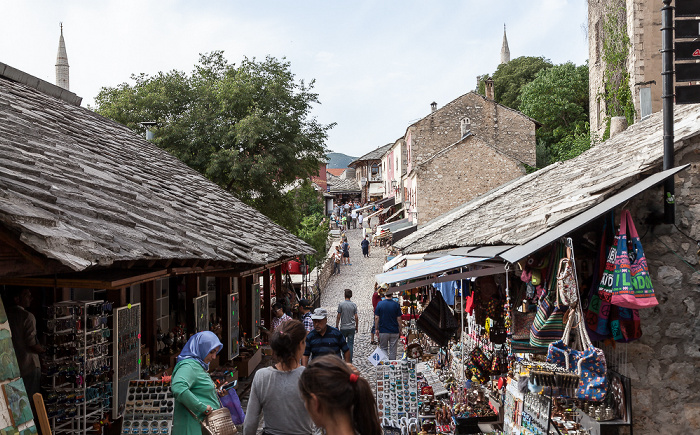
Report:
320,226,397,392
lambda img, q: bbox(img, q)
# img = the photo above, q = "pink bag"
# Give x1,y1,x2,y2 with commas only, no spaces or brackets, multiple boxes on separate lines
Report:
611,210,658,309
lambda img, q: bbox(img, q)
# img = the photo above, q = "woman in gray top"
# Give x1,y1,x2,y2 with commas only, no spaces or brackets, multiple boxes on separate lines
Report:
243,319,314,435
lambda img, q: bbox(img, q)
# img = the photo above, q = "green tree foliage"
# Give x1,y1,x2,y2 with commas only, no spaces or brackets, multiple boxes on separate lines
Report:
477,56,552,108
519,62,590,164
93,51,333,234
283,180,329,268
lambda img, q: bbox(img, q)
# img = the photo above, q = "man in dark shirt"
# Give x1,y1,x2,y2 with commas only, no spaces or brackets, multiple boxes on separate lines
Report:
302,308,350,365
374,290,404,360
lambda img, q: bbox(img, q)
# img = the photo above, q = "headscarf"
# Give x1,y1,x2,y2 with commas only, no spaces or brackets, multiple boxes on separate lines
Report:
176,331,223,370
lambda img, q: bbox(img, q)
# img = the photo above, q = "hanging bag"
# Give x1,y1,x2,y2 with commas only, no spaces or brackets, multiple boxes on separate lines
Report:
556,255,579,306
546,309,608,401
611,210,659,309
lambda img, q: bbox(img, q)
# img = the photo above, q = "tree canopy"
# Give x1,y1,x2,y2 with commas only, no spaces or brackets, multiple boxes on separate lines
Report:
477,56,552,109
93,51,333,232
519,62,590,164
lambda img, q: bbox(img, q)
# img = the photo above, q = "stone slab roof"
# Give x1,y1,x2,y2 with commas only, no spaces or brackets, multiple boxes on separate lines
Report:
0,68,314,273
349,143,393,166
327,173,361,193
395,104,700,255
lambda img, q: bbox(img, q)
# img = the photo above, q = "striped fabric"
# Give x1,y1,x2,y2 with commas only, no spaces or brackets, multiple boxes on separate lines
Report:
530,294,568,348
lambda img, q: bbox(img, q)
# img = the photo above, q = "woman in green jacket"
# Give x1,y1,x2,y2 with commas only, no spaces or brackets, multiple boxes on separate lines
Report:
171,331,223,435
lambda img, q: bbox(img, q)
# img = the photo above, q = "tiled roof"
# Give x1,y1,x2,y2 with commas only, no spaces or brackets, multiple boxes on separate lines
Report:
349,143,393,166
395,104,700,254
327,173,361,193
326,168,347,177
0,66,314,274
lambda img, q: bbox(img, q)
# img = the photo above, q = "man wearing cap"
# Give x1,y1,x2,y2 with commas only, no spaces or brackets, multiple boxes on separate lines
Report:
374,289,404,360
302,308,350,366
298,299,313,333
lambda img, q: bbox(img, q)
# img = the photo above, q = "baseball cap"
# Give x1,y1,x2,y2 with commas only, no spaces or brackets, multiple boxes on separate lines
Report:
310,308,328,320
299,299,312,309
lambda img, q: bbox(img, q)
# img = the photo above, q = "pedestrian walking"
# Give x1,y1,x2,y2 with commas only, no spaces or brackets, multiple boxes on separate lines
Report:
351,208,358,229
335,289,358,362
171,332,223,435
298,299,314,333
302,308,350,365
299,355,382,435
243,320,314,435
341,214,347,231
358,212,364,229
333,246,342,275
361,235,370,258
341,239,350,265
374,290,403,360
370,284,384,345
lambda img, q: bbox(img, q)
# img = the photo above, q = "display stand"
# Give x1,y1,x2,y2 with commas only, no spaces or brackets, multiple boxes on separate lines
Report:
227,292,240,360
121,379,174,435
193,294,208,333
43,300,113,435
377,360,419,433
113,303,141,419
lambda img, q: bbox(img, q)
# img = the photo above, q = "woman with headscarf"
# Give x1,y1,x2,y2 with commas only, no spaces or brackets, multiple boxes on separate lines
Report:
171,331,224,435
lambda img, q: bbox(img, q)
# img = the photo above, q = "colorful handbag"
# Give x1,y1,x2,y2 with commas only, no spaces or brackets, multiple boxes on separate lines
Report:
530,289,568,349
611,210,658,309
557,257,579,306
512,310,536,341
546,309,608,401
609,304,642,342
585,243,615,337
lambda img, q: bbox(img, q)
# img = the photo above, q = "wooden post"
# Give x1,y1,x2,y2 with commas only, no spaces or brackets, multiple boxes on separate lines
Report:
262,269,271,333
217,276,232,360
33,393,52,435
141,280,156,360
185,275,199,334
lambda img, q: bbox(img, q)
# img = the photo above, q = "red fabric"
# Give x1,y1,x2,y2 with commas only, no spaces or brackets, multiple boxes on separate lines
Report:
372,292,382,310
401,314,419,320
464,293,475,314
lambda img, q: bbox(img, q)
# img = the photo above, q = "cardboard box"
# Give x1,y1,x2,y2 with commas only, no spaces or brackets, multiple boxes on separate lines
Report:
235,348,262,378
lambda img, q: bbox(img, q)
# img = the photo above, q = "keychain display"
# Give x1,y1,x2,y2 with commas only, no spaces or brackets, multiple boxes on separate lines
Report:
122,380,175,434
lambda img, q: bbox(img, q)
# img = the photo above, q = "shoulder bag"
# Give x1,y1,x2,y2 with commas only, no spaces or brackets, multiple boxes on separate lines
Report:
184,404,238,435
611,210,659,309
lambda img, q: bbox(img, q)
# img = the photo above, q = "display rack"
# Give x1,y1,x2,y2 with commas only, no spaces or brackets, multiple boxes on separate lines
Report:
193,294,208,333
121,379,174,435
113,303,141,419
155,279,170,352
251,283,261,339
377,360,419,432
227,292,240,360
43,300,113,435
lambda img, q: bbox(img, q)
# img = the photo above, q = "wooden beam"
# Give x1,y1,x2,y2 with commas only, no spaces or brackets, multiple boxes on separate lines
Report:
262,269,271,333
0,226,49,270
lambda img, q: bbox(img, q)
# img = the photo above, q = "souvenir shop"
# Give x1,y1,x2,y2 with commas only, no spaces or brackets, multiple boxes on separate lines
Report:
376,208,654,435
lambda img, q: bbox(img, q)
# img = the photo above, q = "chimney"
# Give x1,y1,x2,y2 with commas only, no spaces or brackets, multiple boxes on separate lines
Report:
609,116,628,138
430,101,437,113
485,79,495,100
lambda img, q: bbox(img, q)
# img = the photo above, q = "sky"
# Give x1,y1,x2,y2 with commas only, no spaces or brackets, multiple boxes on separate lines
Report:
1,0,589,158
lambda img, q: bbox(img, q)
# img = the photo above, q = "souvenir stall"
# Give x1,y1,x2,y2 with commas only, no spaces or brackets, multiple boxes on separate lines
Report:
378,209,654,435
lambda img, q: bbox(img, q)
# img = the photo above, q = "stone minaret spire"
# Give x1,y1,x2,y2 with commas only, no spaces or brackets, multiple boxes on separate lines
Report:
500,24,510,65
56,22,70,90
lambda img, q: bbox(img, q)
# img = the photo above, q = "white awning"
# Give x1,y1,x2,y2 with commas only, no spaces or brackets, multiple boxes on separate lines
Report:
369,183,384,195
382,253,426,272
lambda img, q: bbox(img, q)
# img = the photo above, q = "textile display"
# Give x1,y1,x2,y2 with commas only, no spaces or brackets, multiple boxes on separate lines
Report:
611,210,659,309
530,291,567,349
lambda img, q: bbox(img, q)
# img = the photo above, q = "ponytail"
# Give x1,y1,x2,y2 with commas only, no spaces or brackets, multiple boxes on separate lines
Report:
299,355,381,435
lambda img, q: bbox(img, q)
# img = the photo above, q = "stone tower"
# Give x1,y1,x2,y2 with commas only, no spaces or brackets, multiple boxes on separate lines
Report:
55,23,69,90
500,24,510,65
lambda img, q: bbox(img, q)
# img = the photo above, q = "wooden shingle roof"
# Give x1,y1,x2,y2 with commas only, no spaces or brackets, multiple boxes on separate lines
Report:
0,65,314,274
395,104,700,255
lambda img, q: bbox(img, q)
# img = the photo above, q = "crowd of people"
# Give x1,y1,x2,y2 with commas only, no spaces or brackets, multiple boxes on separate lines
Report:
329,200,378,231
171,282,404,435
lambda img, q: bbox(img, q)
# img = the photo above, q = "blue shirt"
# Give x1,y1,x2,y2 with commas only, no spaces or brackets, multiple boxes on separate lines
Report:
433,280,459,305
304,325,349,360
375,298,403,334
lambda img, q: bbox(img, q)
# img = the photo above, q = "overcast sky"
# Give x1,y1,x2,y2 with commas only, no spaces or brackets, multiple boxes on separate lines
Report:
1,0,588,158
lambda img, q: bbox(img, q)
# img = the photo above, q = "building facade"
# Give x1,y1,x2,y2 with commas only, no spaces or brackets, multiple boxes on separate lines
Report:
348,143,392,203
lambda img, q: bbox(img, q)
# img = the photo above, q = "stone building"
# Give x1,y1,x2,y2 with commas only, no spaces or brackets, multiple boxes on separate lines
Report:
399,92,537,225
588,0,662,137
396,102,700,435
348,143,392,203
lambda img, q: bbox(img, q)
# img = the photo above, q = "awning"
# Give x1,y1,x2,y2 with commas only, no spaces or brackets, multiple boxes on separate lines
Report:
499,165,689,263
382,253,427,272
449,245,515,258
367,206,392,219
375,196,396,208
369,183,384,195
386,208,404,223
376,255,490,285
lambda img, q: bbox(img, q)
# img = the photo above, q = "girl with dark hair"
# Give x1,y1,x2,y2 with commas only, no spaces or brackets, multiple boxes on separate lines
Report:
243,320,313,435
299,355,381,435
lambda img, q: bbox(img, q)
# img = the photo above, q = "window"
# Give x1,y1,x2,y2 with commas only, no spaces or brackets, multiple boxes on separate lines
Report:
460,117,471,138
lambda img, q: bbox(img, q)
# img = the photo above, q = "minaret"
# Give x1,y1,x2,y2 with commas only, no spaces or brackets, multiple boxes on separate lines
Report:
500,24,510,65
56,23,70,90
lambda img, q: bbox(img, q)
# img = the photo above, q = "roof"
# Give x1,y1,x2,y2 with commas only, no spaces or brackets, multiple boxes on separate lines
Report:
0,65,314,274
349,143,393,166
326,168,346,177
327,172,361,193
395,103,700,256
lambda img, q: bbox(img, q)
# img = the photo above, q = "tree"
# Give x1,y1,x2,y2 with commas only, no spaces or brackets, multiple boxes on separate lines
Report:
477,56,552,109
283,180,329,268
93,51,334,229
519,62,590,164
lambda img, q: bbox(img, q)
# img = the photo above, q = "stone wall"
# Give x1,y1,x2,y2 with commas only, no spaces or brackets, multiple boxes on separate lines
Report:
410,92,536,168
416,136,525,224
614,139,700,434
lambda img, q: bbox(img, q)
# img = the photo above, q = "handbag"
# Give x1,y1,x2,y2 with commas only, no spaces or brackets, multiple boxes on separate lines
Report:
489,319,507,344
546,309,608,401
609,304,642,342
219,387,245,425
184,405,238,435
611,210,659,309
556,257,579,306
583,219,613,340
530,288,568,349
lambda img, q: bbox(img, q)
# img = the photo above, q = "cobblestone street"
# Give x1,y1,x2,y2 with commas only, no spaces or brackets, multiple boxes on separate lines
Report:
320,226,394,390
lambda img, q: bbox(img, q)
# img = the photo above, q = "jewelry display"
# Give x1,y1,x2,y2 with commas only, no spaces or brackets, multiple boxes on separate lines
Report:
121,380,174,434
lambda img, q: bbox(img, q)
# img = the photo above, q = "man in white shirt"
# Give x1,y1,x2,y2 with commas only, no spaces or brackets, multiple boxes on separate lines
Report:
350,209,358,229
